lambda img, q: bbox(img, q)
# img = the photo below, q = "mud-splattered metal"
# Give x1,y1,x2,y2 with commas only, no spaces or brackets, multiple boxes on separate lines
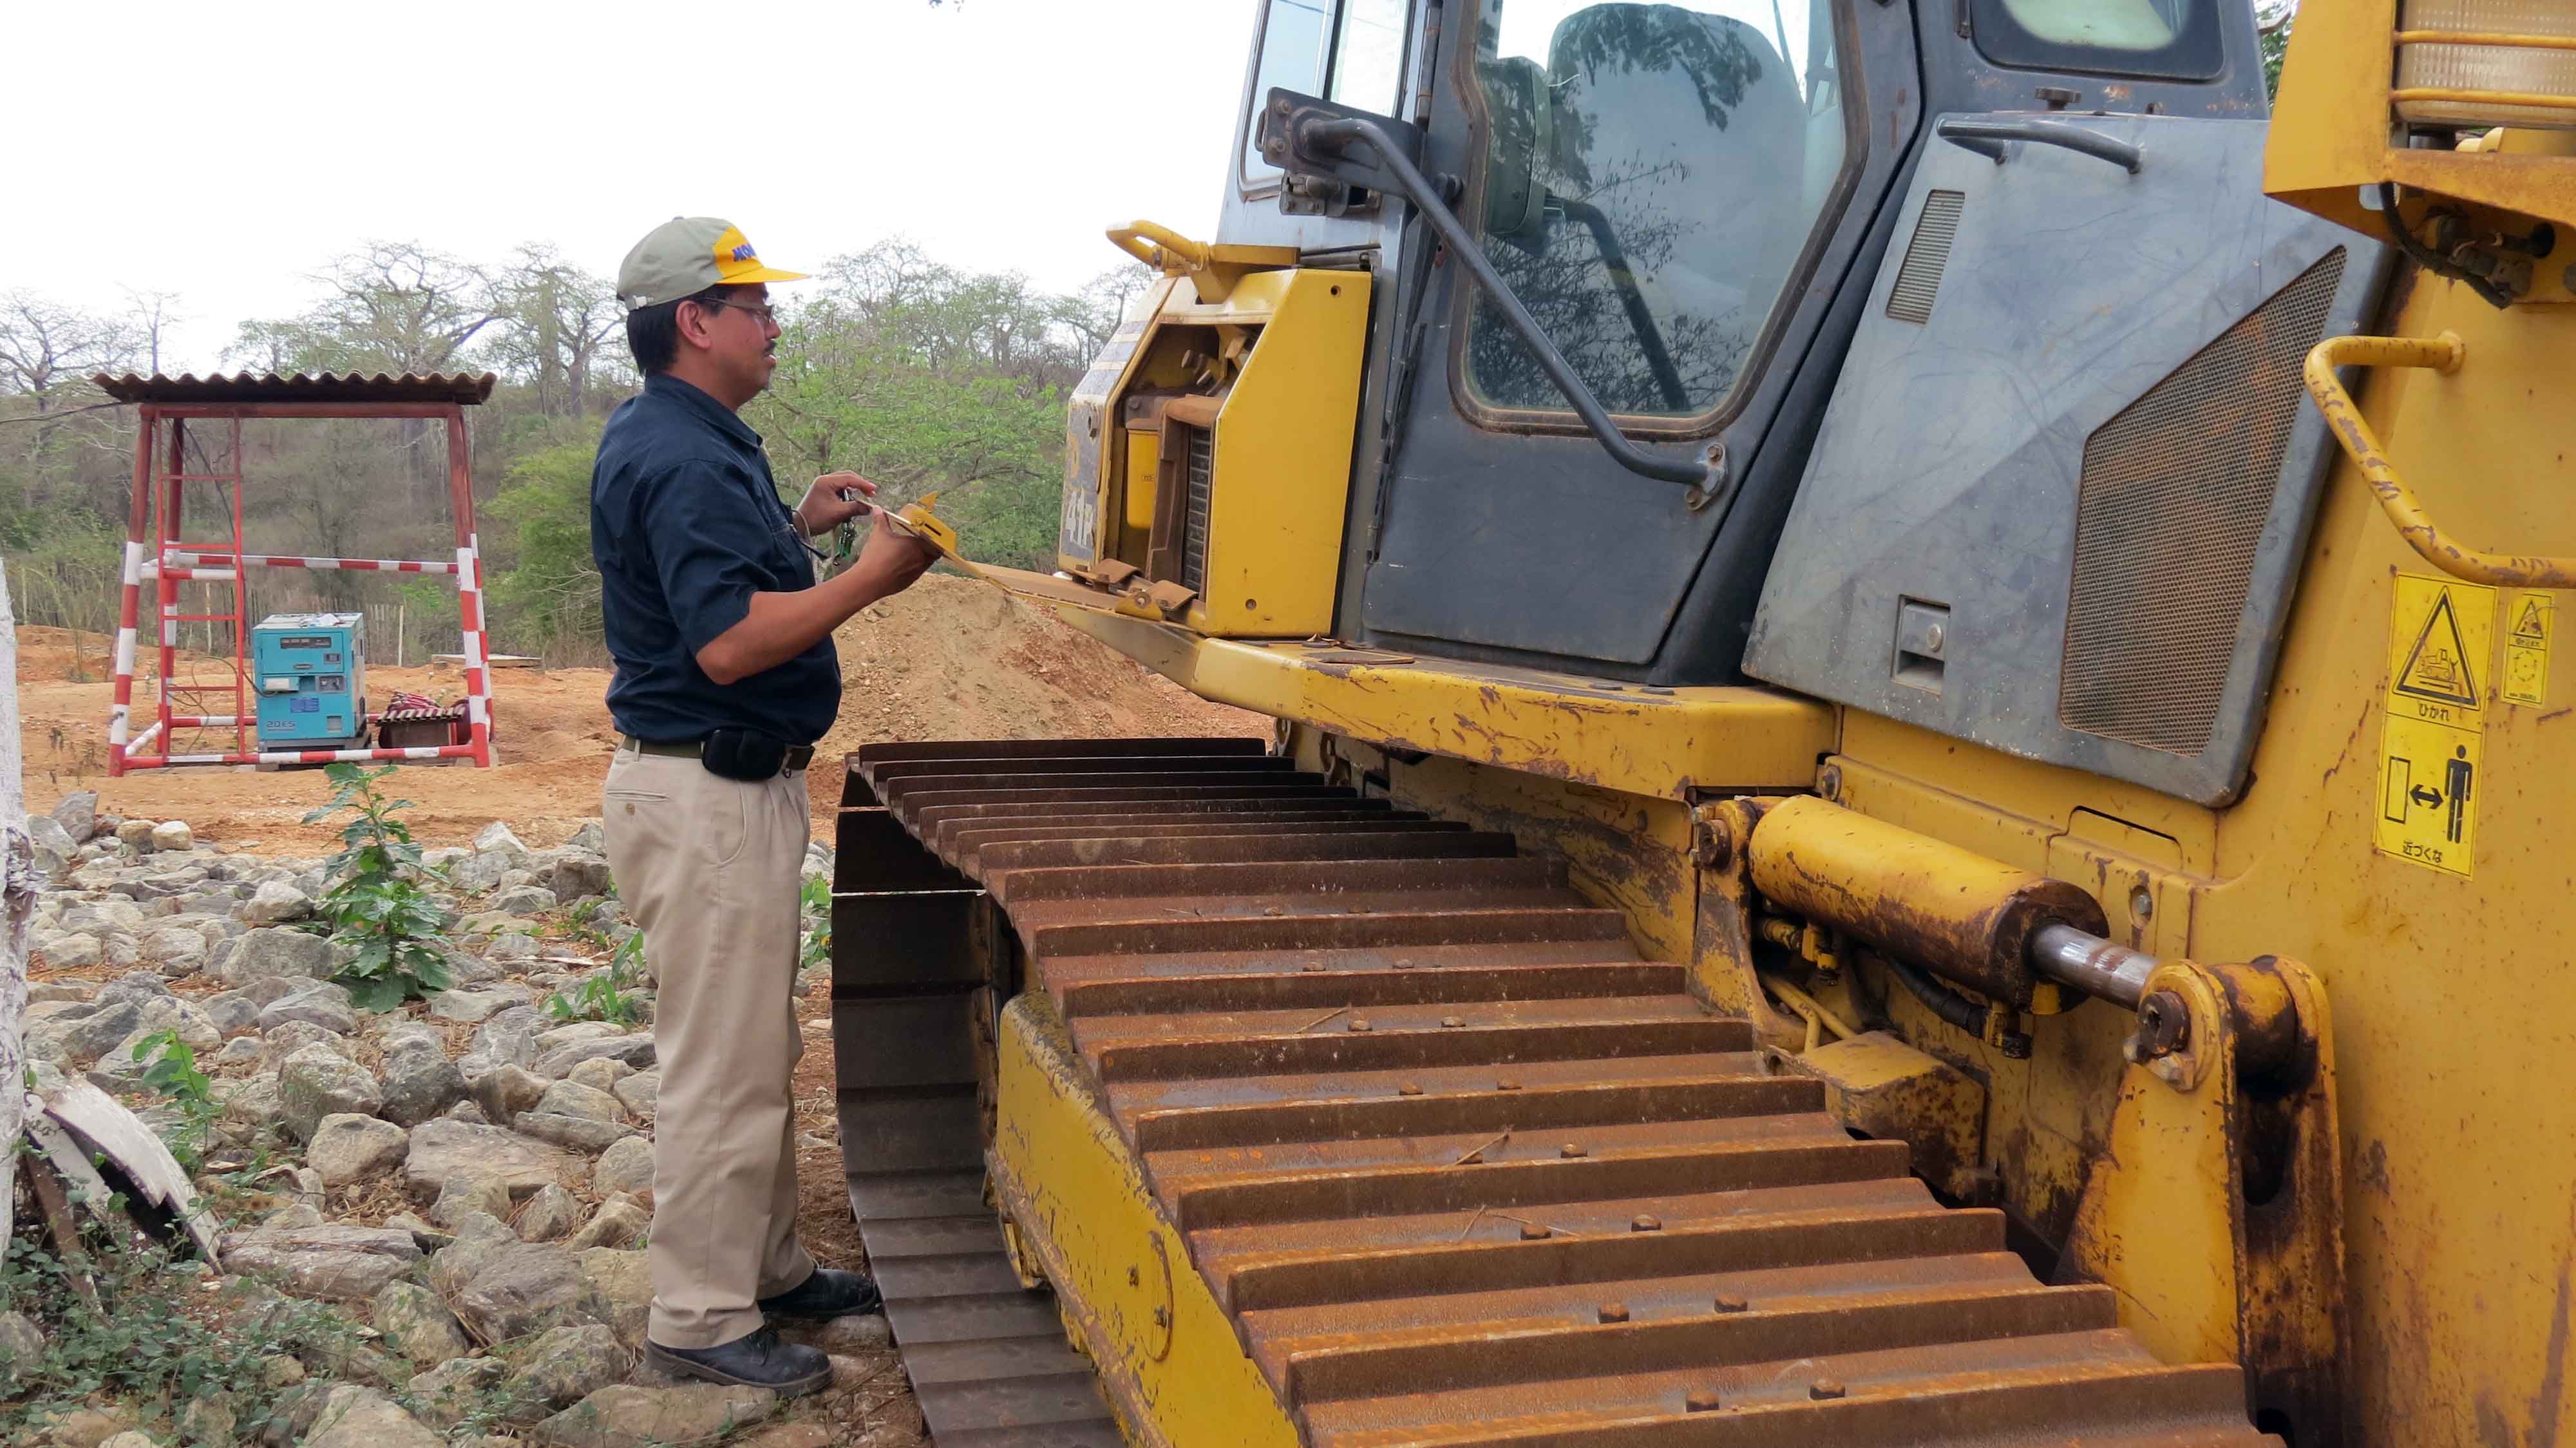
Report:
833,738,2280,1447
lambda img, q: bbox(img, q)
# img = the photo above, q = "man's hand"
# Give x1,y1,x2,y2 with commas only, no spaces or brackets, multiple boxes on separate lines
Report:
792,472,877,535
849,509,941,597
693,508,942,685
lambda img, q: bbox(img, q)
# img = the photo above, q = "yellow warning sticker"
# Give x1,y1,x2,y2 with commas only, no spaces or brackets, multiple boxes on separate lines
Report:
2385,574,2494,730
2376,576,2498,876
2375,712,2481,877
2504,590,2553,707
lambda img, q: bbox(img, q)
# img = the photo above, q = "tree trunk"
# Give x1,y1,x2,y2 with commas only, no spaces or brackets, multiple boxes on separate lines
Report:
0,559,31,1248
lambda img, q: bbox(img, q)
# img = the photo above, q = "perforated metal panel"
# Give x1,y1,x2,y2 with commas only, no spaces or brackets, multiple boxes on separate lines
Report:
1886,191,1965,325
2058,251,2348,754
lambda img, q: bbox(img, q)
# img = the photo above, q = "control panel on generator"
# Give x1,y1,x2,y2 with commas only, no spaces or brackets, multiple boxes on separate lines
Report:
251,613,368,749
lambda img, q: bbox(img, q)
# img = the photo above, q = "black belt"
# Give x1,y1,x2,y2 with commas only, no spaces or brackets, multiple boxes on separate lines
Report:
622,735,815,774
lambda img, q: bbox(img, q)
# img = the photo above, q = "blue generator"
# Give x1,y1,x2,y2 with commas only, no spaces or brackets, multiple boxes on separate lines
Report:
251,613,368,750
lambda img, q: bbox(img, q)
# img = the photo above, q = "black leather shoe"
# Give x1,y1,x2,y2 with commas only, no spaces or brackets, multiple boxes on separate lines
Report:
757,1266,884,1319
643,1327,832,1396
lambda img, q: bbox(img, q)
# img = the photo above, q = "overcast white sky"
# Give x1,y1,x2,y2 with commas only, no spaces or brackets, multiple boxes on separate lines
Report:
18,0,1261,374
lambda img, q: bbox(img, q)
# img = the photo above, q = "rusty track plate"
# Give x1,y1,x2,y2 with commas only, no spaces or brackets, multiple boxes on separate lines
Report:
838,738,2277,1447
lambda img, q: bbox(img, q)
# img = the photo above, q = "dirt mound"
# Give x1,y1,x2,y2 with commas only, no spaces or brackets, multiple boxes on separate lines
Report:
15,573,1264,853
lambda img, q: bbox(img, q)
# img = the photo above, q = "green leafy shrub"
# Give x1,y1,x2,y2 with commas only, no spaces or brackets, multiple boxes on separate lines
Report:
128,1029,218,1170
0,1230,370,1444
799,873,833,973
545,929,647,1026
304,763,455,1011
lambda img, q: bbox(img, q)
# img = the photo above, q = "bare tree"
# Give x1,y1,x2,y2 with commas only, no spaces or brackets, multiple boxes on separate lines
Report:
1061,262,1157,356
488,245,629,418
121,288,186,377
229,242,500,377
0,292,139,412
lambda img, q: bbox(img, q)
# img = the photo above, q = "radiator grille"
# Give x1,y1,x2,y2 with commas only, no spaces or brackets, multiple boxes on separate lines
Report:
1182,424,1214,596
2059,249,2347,755
1886,190,1966,325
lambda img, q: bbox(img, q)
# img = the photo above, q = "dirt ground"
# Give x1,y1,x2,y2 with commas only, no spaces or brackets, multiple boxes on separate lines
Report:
18,571,1267,849
19,570,1265,1442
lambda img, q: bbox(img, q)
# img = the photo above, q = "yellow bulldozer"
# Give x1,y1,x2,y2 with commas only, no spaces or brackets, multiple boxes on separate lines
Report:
831,3,2575,1442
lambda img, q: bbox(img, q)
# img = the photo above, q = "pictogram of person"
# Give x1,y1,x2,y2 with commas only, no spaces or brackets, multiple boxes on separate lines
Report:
2445,745,2474,844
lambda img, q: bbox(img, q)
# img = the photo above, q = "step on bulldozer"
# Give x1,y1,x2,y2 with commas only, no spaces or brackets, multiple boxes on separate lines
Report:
833,3,2576,1442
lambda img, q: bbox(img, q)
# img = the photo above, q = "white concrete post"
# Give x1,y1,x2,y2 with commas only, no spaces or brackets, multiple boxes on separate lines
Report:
0,559,31,1248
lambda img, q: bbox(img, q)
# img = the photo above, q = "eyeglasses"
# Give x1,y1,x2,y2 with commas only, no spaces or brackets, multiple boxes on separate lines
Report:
693,296,779,327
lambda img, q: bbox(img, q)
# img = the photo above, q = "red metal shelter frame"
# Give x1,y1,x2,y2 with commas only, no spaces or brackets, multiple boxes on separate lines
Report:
93,372,499,774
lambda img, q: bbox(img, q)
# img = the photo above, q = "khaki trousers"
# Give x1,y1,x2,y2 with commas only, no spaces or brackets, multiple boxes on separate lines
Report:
602,744,817,1349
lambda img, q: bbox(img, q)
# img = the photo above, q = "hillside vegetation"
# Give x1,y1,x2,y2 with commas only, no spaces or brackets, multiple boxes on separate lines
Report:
1,242,1145,664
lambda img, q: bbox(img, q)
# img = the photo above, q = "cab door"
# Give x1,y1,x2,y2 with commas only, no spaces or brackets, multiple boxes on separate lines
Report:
1345,0,1920,674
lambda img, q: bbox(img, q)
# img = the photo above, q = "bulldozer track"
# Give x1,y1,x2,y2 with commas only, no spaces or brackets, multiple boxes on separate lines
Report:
833,738,2275,1446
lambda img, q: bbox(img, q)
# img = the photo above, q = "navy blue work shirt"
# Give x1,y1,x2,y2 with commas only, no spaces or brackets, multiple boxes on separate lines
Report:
591,374,840,744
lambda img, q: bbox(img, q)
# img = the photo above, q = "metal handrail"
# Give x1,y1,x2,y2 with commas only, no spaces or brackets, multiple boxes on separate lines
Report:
1295,110,1727,502
2303,330,2576,588
1937,117,2145,174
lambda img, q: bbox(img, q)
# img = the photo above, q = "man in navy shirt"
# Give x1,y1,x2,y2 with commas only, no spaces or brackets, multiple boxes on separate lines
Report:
592,216,936,1396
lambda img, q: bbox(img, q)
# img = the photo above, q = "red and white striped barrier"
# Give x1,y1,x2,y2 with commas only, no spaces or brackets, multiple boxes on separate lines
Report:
107,540,144,757
457,535,495,768
122,743,482,770
155,552,459,575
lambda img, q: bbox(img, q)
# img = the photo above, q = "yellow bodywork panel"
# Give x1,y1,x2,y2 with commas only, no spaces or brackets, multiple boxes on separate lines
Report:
989,995,1300,1448
1174,268,1370,636
1122,428,1160,533
2266,0,2576,238
1044,611,1833,800
1818,278,2576,1439
1769,1031,1985,1201
1065,267,1370,636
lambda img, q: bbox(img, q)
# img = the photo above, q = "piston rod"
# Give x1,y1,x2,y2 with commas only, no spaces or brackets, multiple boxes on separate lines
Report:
2027,922,2161,1010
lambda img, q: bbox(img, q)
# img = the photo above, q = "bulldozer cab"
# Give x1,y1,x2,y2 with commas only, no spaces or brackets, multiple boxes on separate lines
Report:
1150,0,2375,801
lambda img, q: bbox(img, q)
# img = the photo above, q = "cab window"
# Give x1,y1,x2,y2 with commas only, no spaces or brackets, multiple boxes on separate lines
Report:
1462,0,1853,421
1243,1,1333,188
1243,0,1416,189
1969,0,2224,81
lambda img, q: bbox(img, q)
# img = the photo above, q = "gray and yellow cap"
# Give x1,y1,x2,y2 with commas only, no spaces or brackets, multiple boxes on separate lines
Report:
616,217,808,311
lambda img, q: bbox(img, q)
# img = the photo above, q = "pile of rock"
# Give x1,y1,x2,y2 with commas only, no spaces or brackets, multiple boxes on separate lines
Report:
14,805,858,1447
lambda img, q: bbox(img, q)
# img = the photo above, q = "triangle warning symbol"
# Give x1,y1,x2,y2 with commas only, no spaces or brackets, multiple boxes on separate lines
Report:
2512,598,2549,646
2397,590,2481,707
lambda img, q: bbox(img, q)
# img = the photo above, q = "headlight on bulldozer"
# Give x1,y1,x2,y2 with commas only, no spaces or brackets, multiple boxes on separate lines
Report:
2396,0,2576,131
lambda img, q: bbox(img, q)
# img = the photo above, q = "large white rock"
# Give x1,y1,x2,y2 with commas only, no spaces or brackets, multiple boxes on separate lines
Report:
240,879,315,924
149,819,194,852
216,925,337,986
535,1080,623,1123
218,1224,422,1300
305,1386,442,1448
403,1118,582,1203
534,1384,777,1448
50,788,99,843
591,1136,655,1198
308,1113,410,1187
278,1045,383,1141
518,1183,583,1243
429,984,531,1023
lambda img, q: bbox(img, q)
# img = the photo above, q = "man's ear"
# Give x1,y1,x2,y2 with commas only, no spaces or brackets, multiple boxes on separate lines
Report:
675,299,719,354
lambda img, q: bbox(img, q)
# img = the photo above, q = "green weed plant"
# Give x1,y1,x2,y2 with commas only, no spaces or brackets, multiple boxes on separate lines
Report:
303,763,455,1011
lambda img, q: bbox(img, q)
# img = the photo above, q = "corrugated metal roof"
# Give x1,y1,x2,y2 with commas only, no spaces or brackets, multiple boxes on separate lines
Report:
91,371,497,405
